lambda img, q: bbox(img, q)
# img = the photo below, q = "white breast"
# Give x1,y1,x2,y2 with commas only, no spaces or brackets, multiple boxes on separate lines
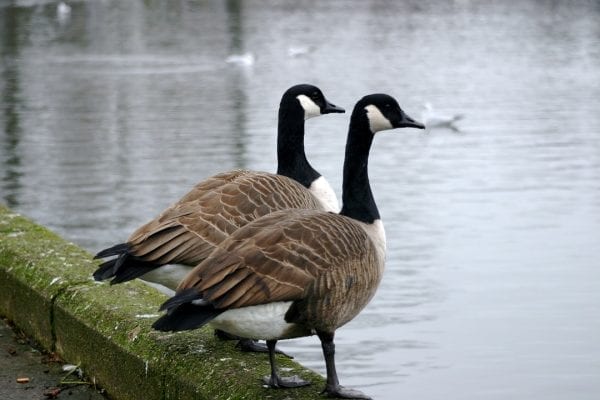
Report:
360,219,387,273
308,176,340,212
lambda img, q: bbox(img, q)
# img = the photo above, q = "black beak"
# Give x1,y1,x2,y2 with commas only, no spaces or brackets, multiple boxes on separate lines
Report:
322,100,345,114
397,110,425,129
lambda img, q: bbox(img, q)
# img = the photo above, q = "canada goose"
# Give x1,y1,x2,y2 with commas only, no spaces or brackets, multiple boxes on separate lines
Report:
93,84,344,285
153,94,425,399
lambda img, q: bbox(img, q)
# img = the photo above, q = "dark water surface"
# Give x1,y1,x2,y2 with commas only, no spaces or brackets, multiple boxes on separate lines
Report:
1,1,599,399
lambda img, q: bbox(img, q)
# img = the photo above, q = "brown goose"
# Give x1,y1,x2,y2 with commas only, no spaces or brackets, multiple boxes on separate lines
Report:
93,84,344,285
153,94,425,399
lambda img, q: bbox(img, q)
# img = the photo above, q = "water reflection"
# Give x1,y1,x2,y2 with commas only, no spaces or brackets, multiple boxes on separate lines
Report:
224,0,249,168
1,6,25,208
1,1,600,399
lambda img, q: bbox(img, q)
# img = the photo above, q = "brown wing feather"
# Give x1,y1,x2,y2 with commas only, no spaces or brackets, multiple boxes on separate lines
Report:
176,169,252,203
177,209,382,327
125,171,325,266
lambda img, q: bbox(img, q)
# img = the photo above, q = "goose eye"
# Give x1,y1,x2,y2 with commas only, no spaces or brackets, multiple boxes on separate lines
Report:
311,92,319,100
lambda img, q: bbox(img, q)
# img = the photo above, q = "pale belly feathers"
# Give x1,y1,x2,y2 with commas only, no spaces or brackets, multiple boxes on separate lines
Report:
209,301,311,340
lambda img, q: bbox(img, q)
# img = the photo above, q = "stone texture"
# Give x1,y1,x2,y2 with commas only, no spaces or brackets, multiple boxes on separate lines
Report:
0,206,325,400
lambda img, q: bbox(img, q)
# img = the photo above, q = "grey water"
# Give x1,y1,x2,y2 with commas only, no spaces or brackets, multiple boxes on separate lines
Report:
1,1,600,399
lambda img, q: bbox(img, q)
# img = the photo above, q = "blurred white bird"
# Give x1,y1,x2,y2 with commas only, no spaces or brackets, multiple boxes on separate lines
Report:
57,2,71,22
225,52,255,66
422,102,464,130
287,45,314,58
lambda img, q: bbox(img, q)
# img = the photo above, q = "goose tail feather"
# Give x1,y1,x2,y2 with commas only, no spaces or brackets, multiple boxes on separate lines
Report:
153,289,222,332
94,243,130,259
93,245,161,284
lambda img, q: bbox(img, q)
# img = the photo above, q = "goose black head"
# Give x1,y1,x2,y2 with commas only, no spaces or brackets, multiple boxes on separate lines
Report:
354,93,426,133
281,84,345,120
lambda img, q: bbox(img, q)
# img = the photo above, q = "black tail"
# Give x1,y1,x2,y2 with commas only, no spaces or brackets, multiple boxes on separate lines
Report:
94,243,131,259
153,289,223,332
93,243,160,284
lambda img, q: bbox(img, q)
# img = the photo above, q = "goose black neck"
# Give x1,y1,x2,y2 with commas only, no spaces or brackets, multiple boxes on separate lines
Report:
276,103,320,188
340,113,380,224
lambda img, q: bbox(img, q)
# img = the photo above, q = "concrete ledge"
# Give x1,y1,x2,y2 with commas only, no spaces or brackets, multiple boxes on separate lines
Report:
0,205,325,399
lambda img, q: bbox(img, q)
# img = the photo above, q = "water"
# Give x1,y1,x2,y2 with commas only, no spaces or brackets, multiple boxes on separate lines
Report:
1,1,600,399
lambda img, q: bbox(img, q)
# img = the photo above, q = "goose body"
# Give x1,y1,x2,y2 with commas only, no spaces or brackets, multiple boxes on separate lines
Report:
171,209,385,340
119,171,323,267
153,94,425,399
93,84,344,284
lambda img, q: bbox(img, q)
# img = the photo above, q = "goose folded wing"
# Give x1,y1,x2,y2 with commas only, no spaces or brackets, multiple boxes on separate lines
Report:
124,171,270,265
126,172,325,266
177,209,373,310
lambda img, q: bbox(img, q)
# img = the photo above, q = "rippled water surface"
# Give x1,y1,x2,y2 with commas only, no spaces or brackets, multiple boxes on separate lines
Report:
1,1,600,399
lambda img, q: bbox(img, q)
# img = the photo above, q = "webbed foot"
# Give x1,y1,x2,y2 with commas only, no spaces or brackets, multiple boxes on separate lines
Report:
322,384,372,399
262,374,310,388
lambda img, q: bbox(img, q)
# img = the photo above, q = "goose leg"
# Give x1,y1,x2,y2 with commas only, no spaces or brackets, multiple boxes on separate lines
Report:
238,338,293,358
262,340,310,388
317,331,372,399
214,329,292,357
238,338,273,353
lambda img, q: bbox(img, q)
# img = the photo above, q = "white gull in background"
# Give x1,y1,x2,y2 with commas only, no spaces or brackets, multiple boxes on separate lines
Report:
225,52,255,66
287,45,315,58
57,1,71,23
422,102,464,131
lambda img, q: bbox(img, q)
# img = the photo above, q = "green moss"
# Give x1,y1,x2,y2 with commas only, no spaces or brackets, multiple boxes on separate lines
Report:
0,205,325,400
0,205,91,348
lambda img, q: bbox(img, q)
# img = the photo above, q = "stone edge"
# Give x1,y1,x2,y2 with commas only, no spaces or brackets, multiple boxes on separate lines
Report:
0,205,325,400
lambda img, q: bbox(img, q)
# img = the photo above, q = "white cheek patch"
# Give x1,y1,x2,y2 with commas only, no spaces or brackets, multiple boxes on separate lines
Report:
365,105,393,133
297,94,321,120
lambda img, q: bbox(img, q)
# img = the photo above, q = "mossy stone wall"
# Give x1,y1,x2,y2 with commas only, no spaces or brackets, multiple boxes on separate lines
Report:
0,205,325,399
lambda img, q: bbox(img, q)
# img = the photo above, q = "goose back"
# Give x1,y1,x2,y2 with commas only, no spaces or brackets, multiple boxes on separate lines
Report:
177,208,385,335
127,172,326,266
